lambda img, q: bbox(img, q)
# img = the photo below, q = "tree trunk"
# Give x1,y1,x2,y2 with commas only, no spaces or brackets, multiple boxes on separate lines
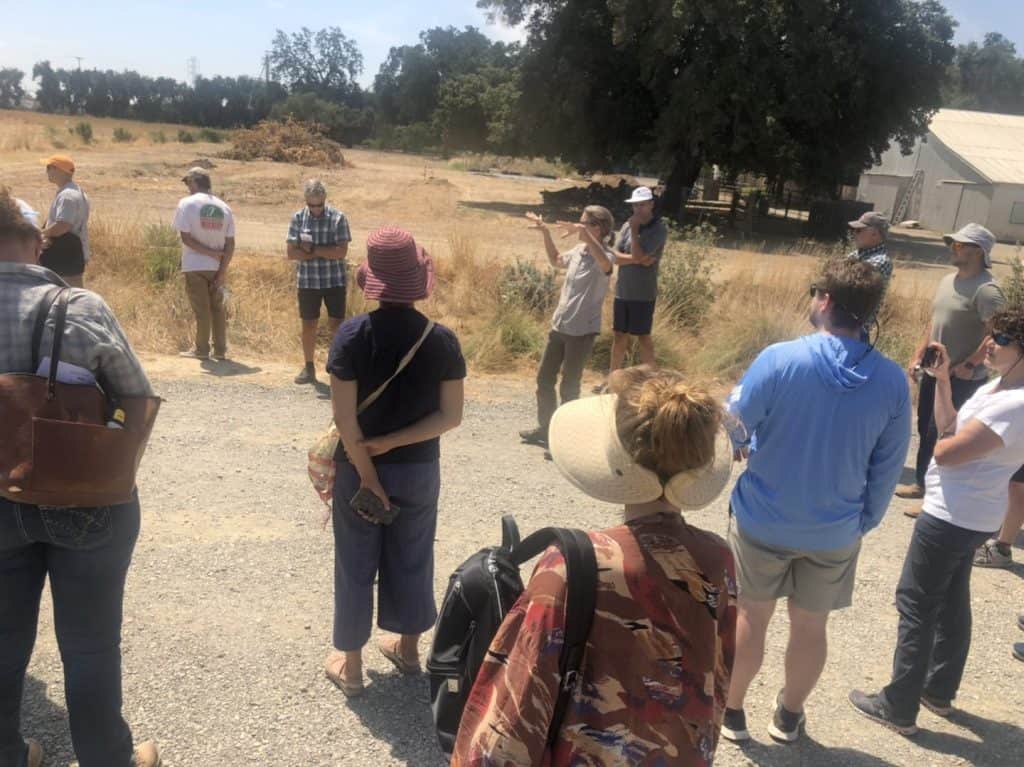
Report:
660,153,703,223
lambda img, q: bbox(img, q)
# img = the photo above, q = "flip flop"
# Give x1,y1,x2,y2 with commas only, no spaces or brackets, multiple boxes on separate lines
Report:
324,654,365,697
378,639,421,675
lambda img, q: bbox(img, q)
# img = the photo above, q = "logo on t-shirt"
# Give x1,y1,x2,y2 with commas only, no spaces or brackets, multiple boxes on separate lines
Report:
200,204,225,231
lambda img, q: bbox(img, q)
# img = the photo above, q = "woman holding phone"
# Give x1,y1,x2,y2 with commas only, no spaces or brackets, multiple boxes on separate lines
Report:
325,226,466,697
850,307,1024,733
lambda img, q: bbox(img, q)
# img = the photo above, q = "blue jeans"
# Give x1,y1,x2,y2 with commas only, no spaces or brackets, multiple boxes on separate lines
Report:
332,461,441,651
0,497,140,767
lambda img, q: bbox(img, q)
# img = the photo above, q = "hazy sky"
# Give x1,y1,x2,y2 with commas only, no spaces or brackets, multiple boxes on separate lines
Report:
0,0,1019,90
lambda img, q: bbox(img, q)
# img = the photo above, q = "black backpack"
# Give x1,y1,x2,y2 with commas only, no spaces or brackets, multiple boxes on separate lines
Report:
427,515,598,762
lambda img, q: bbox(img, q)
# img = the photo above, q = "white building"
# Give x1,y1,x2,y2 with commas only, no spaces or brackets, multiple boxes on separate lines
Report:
857,109,1024,242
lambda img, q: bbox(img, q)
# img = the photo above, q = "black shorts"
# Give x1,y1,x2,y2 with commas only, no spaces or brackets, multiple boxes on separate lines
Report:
40,233,85,278
613,299,656,336
298,286,346,321
1013,465,1024,483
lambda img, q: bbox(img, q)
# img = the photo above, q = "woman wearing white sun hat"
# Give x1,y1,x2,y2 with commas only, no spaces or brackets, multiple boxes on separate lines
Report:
453,366,737,766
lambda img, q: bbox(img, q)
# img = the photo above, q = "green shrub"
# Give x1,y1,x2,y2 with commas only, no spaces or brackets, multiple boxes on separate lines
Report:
466,308,546,370
177,129,196,143
658,222,719,330
149,130,167,144
198,128,224,143
142,224,180,284
74,121,93,144
497,259,559,316
112,127,134,143
1004,249,1024,308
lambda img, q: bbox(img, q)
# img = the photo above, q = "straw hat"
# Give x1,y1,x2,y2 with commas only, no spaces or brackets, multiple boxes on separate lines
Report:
548,394,732,510
357,226,435,303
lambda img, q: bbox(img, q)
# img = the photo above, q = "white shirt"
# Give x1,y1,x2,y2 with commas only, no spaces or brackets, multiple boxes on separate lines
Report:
172,192,235,272
46,182,90,261
923,379,1024,532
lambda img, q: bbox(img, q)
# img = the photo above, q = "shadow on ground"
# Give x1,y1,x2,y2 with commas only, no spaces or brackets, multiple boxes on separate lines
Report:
199,359,263,377
346,670,445,766
20,675,73,767
727,735,899,766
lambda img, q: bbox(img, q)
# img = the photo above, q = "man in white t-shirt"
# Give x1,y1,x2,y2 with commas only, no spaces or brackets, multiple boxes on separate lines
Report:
850,307,1024,734
173,167,235,360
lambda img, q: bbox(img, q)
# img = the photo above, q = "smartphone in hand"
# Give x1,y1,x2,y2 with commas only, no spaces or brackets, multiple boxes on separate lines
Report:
350,487,400,525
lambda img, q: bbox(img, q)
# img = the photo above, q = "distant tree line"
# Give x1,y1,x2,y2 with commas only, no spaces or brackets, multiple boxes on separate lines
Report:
0,3,1020,212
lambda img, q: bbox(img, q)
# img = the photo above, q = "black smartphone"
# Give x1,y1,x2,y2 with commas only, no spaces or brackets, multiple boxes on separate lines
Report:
920,346,939,369
350,487,400,525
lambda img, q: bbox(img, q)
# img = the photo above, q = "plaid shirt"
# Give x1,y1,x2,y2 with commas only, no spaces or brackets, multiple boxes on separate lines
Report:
0,263,153,397
850,244,893,328
287,205,352,289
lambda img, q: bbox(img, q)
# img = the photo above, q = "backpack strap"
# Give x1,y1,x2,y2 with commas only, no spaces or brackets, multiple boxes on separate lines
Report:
31,286,64,372
512,526,598,751
44,289,72,401
500,515,520,552
356,320,435,415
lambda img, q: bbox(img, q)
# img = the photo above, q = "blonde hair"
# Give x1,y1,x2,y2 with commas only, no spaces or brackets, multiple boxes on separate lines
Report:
609,366,721,480
583,205,615,245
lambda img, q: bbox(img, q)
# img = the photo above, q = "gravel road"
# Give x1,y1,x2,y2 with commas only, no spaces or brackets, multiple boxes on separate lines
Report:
22,363,1024,766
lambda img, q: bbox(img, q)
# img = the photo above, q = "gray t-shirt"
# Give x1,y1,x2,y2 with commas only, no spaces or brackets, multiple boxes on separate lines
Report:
931,270,1005,379
551,244,613,336
614,218,669,301
47,181,91,262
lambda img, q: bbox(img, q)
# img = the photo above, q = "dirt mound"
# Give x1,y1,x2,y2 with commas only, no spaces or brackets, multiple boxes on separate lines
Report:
222,119,347,168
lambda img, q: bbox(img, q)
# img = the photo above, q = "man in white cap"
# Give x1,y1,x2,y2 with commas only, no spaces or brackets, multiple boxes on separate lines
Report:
895,223,1005,508
173,167,235,361
848,211,893,335
609,186,668,371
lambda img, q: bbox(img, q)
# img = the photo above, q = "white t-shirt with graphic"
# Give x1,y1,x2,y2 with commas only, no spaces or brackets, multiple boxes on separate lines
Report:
173,192,235,272
924,378,1024,532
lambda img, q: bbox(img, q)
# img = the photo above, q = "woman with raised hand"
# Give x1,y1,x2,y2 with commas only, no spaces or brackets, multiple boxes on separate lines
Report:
850,307,1024,734
456,366,737,766
325,226,466,697
518,206,615,451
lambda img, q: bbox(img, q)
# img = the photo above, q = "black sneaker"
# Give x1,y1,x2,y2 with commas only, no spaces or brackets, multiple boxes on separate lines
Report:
1018,613,1024,632
920,692,952,717
848,690,917,736
294,365,317,385
1014,642,1024,662
518,428,548,447
720,707,750,742
768,692,806,743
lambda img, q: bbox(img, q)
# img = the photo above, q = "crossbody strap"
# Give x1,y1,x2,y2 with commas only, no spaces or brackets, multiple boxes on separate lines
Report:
45,289,72,400
31,286,64,372
356,320,436,415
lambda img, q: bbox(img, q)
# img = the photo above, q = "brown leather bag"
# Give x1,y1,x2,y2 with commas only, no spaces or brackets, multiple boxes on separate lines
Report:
0,288,161,507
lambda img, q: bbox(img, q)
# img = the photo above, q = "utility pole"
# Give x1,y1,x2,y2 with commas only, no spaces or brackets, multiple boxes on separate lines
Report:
263,53,271,85
186,57,199,86
72,56,84,70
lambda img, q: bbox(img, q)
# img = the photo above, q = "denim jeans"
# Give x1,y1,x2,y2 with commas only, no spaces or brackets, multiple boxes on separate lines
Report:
0,497,140,767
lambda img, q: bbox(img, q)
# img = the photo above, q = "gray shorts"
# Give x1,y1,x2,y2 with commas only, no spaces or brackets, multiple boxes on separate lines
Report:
728,524,861,613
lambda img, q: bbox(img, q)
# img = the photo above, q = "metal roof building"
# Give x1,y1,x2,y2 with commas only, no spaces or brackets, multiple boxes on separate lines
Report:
857,109,1024,242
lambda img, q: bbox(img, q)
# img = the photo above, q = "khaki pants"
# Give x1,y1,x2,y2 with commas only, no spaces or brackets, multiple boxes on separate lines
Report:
184,271,226,357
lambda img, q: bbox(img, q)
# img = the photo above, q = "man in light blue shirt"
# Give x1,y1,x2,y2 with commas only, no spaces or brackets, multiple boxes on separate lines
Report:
719,258,911,745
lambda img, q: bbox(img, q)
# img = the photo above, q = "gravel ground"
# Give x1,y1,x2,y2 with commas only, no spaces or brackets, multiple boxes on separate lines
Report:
22,366,1024,767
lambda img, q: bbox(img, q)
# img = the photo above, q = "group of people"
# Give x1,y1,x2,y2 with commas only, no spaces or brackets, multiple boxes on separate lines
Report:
2,160,1022,767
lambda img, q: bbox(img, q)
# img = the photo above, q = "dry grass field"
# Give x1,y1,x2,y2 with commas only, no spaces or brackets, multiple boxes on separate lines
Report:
1,107,1003,383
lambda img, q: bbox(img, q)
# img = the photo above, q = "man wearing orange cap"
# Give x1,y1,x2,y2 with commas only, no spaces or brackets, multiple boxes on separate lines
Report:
39,154,90,288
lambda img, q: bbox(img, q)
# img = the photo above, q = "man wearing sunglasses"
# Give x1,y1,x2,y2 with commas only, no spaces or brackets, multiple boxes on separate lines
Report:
174,167,235,361
895,223,1005,510
723,259,910,744
286,179,351,385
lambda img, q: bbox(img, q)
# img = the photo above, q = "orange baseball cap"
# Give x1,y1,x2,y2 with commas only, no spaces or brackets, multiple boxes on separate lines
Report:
40,154,75,174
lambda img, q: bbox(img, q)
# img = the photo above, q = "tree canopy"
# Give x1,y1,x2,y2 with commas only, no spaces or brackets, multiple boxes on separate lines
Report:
269,26,364,102
945,33,1024,114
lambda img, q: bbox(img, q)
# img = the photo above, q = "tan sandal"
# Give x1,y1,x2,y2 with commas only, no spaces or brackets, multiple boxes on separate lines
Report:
378,638,421,675
324,653,365,697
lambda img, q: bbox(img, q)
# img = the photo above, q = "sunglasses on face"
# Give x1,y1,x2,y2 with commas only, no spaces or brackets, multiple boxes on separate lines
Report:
992,332,1019,347
809,284,823,298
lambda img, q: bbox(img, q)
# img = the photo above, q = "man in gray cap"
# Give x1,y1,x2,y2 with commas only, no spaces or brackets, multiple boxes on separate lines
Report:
895,223,1004,508
848,212,893,335
173,167,235,361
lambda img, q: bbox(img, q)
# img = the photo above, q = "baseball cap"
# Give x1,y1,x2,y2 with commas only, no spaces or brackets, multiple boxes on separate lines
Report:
39,154,75,174
182,166,211,184
848,211,889,233
625,186,654,204
943,223,996,267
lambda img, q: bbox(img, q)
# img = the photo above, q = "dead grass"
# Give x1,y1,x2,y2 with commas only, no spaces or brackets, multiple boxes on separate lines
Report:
222,119,347,167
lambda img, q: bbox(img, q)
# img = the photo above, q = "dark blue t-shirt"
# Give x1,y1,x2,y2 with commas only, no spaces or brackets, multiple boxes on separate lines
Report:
327,307,466,464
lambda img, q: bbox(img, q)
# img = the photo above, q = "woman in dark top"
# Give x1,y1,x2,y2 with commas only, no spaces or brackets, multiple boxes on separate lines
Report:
325,226,466,697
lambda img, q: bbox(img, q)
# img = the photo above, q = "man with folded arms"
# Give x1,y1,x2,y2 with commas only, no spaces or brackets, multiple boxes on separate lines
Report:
721,259,910,744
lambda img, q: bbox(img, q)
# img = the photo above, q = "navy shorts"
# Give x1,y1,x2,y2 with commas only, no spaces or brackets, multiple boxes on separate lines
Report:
613,299,656,336
298,286,346,321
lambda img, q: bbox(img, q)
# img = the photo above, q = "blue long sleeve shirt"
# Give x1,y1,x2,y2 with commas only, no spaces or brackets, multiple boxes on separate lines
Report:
726,333,911,551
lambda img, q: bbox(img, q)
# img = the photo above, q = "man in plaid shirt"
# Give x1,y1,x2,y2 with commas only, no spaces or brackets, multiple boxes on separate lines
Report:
848,211,893,338
287,179,351,385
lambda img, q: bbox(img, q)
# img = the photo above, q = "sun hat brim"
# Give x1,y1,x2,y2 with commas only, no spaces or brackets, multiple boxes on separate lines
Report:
357,246,435,303
943,233,992,267
548,394,733,509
